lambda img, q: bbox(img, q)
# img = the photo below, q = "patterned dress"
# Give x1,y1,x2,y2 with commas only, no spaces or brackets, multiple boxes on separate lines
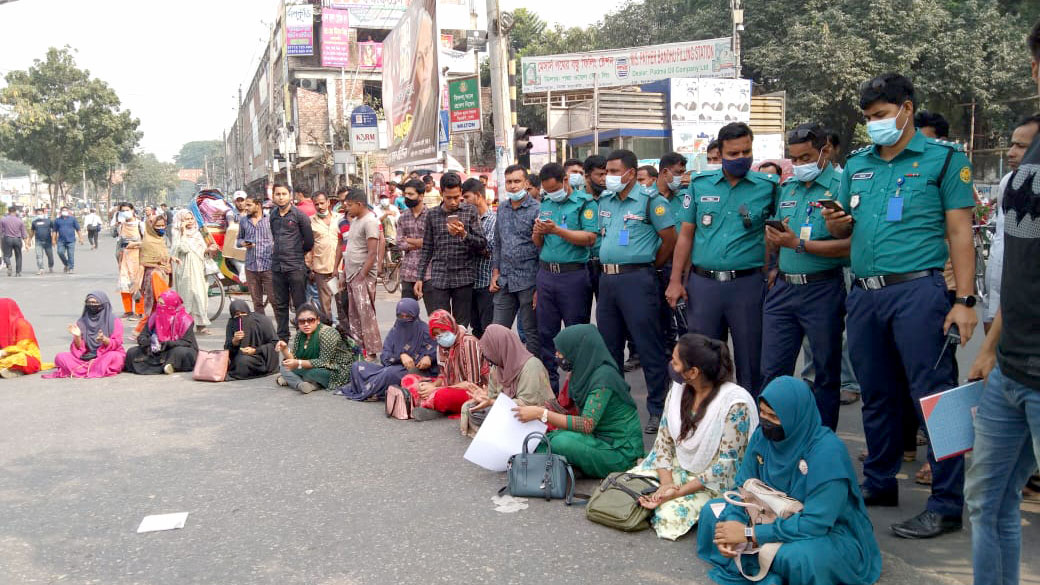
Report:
629,403,752,540
292,324,357,389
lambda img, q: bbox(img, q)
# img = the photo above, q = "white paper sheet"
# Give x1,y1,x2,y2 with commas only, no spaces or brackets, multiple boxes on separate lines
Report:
463,394,547,471
325,277,339,295
137,512,189,533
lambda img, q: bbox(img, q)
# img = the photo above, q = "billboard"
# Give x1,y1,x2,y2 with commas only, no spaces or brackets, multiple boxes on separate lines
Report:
327,0,408,29
358,41,383,69
320,7,350,68
286,4,314,57
521,38,735,93
670,78,750,158
448,75,481,133
350,105,380,152
382,0,440,166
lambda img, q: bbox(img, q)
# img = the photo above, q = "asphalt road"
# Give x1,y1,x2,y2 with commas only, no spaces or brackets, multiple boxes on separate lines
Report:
1,242,1036,585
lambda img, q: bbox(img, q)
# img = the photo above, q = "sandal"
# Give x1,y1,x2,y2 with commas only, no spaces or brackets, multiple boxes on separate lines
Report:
915,463,932,485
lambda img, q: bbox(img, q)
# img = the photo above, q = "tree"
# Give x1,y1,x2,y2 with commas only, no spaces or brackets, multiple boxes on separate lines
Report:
123,152,179,204
174,139,226,187
0,47,140,209
0,157,30,176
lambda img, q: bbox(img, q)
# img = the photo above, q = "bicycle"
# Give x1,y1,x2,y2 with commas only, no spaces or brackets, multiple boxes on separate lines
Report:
380,242,402,293
972,220,995,306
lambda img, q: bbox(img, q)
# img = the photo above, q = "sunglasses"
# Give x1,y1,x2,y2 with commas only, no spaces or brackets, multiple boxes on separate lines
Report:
298,317,318,325
787,126,820,143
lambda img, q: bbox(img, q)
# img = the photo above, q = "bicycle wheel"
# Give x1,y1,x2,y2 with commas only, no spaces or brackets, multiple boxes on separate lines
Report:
384,263,401,293
974,247,987,304
206,273,226,322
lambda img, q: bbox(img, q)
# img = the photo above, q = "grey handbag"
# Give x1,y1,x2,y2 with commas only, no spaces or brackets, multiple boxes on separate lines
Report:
500,432,579,504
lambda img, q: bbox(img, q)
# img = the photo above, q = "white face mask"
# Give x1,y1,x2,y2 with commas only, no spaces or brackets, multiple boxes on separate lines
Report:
703,163,722,172
379,198,390,207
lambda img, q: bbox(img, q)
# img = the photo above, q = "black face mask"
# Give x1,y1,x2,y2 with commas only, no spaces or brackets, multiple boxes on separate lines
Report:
590,182,606,196
668,366,686,386
404,197,421,208
759,419,786,442
85,304,103,316
559,357,574,372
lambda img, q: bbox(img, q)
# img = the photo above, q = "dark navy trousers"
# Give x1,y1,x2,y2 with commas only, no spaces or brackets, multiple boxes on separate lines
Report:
597,267,669,417
846,271,963,517
536,267,592,392
760,277,846,430
685,272,765,395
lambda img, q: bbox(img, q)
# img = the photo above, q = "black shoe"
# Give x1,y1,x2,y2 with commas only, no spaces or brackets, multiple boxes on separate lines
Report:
860,486,899,507
644,414,661,434
624,354,641,372
891,510,962,539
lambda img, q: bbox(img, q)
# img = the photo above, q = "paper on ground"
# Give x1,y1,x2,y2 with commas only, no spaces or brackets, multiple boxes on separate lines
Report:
492,494,529,513
137,512,189,533
464,394,547,471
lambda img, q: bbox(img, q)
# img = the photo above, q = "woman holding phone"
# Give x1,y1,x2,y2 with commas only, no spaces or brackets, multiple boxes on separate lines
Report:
225,300,278,380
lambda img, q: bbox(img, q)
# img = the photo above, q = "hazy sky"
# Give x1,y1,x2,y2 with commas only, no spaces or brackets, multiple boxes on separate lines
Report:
0,0,622,162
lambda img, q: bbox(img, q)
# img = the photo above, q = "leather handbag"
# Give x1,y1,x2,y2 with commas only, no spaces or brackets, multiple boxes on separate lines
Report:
722,478,805,582
385,385,414,420
585,472,660,532
501,432,578,504
192,349,229,382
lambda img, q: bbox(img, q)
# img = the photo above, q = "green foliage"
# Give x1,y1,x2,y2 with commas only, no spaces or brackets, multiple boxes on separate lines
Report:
123,152,179,204
0,157,30,176
174,140,222,169
0,47,140,205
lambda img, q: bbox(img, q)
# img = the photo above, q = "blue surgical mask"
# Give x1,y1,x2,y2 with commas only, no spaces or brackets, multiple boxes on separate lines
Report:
155,228,166,236
722,157,753,178
867,107,909,146
507,189,526,202
792,153,824,183
544,189,568,203
568,173,585,189
605,174,629,193
436,332,457,347
668,174,683,192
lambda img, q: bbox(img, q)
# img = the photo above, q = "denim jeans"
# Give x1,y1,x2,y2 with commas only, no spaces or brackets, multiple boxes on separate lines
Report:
56,240,75,269
492,285,539,358
966,364,1040,585
35,241,54,270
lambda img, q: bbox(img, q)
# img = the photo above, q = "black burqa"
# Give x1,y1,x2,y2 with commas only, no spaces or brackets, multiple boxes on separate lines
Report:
224,300,279,380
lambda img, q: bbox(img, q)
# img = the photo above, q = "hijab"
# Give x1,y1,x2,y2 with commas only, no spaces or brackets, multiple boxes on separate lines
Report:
77,291,115,355
553,324,634,409
383,298,432,358
177,212,207,258
224,299,275,351
428,309,463,363
139,216,170,266
479,324,533,398
0,298,33,347
148,290,194,342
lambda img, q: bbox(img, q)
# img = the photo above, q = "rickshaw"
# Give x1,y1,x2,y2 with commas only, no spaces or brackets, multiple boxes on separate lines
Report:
188,188,243,321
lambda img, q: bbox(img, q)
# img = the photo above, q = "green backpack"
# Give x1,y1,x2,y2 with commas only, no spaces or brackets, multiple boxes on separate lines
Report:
585,472,661,531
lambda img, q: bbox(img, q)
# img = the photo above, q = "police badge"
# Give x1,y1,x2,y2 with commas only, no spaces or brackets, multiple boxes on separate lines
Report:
850,195,861,209
701,213,713,227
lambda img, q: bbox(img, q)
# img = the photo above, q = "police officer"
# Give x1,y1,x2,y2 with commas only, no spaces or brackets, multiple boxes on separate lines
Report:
666,122,779,395
533,162,597,392
652,152,691,349
823,73,978,540
597,149,677,432
760,122,849,431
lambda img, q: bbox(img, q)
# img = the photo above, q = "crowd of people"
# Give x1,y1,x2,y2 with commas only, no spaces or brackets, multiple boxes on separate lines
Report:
4,24,1040,584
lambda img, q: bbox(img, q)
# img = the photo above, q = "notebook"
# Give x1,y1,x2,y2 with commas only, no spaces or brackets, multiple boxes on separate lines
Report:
920,380,984,461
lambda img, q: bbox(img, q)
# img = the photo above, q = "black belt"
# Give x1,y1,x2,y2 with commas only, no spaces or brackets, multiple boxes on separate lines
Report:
539,261,586,274
693,266,761,283
853,269,934,290
780,267,844,286
601,263,653,275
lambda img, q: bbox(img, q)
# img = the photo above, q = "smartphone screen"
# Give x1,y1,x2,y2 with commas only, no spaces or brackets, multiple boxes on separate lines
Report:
817,199,843,212
446,214,460,224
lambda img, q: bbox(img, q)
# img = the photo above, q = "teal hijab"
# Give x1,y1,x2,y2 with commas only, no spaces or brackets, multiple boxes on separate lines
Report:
554,324,635,410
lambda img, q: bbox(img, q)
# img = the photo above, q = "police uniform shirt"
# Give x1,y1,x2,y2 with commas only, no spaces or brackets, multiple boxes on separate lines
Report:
538,191,598,264
597,186,676,265
775,164,846,275
680,170,779,271
836,132,975,277
645,183,689,225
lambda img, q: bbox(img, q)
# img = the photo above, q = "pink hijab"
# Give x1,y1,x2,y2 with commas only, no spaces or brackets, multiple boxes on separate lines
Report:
478,324,533,398
148,290,194,342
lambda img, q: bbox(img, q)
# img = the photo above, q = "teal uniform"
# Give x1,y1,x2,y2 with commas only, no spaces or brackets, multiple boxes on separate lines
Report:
597,187,676,265
775,164,846,275
681,170,780,271
838,131,975,518
537,192,598,263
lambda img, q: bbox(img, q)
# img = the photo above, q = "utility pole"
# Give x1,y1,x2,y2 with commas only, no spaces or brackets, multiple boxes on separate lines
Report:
486,0,513,190
731,0,744,80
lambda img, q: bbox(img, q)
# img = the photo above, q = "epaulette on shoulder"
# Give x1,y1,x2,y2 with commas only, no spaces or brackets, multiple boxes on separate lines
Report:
848,145,872,157
760,172,780,184
927,138,966,152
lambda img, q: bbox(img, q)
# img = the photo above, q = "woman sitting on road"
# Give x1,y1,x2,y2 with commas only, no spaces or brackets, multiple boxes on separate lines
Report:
225,300,278,380
698,376,881,585
338,298,437,401
124,290,198,375
275,303,356,394
406,310,488,421
630,334,758,540
460,324,558,436
0,298,51,378
513,324,643,479
170,211,213,335
44,292,124,379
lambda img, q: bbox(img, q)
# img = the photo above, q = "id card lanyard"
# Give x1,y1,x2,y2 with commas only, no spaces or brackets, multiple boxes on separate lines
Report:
800,202,814,241
618,215,630,246
887,177,905,222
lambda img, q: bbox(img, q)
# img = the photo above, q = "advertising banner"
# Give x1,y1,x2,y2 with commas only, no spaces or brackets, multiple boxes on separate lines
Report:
670,78,750,158
320,7,350,68
358,41,383,69
350,105,380,152
448,75,481,133
521,38,735,93
327,0,408,29
383,0,440,165
286,4,314,57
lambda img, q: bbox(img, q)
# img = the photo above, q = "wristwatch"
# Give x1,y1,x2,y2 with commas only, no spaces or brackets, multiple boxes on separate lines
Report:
795,239,806,254
953,295,977,307
540,409,549,424
745,525,755,543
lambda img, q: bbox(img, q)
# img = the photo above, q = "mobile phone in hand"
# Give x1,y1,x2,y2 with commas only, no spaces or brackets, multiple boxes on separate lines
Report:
764,220,785,231
817,199,844,212
446,214,460,224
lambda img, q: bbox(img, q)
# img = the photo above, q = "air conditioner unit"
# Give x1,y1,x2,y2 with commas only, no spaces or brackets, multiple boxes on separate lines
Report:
299,78,318,91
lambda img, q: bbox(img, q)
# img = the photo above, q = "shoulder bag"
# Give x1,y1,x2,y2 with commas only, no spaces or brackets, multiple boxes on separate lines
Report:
192,349,229,382
722,478,805,582
585,472,660,531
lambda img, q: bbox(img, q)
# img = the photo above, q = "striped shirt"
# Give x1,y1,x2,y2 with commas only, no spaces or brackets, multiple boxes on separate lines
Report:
474,209,496,288
237,214,273,272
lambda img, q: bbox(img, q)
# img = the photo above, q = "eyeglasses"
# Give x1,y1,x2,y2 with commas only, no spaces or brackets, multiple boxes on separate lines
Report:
787,126,819,143
298,317,318,325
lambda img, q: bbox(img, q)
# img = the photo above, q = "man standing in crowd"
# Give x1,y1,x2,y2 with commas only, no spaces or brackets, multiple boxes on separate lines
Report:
269,183,314,341
491,164,540,356
53,206,82,274
823,73,977,539
29,207,55,275
238,195,274,314
294,186,316,217
653,152,691,350
416,172,487,326
705,139,722,169
667,122,779,395
422,174,441,208
533,162,597,391
83,208,103,250
636,165,658,188
398,180,432,312
597,149,676,432
333,187,353,324
760,122,849,430
1,206,27,277
159,203,173,245
308,192,340,319
341,188,382,357
462,178,496,337
564,159,585,194
965,21,1040,585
